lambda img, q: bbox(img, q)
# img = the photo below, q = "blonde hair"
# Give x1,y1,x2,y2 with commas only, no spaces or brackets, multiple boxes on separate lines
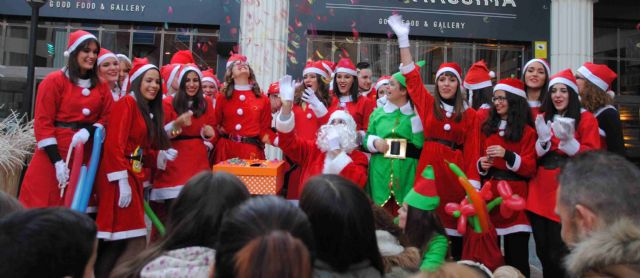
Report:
580,78,612,113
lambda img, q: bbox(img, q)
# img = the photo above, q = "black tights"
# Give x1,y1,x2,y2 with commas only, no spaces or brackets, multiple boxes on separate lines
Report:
528,212,569,278
500,232,531,277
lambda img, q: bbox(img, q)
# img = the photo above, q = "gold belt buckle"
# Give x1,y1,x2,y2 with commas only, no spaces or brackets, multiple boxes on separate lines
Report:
384,138,407,159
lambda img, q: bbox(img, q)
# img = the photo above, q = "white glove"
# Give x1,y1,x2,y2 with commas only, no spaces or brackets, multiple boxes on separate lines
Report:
279,75,295,101
157,148,178,170
534,115,552,143
302,88,328,117
326,128,341,151
54,160,69,186
376,95,388,108
388,14,410,48
70,128,90,149
117,178,132,208
551,117,575,142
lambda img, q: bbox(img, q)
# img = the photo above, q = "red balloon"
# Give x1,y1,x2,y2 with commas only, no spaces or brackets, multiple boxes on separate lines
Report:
461,204,476,216
497,180,513,198
504,197,526,211
500,203,514,218
445,203,460,216
457,215,467,235
480,181,493,201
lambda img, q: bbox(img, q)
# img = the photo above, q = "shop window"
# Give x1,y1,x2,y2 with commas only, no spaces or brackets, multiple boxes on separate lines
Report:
163,32,191,66
594,26,618,58
415,43,444,84
192,35,218,71
132,30,161,65
0,78,27,118
499,48,522,80
333,39,357,62
35,28,67,68
446,45,474,76
620,29,640,59
476,47,498,76
101,30,131,58
4,26,29,66
306,36,332,62
358,38,388,77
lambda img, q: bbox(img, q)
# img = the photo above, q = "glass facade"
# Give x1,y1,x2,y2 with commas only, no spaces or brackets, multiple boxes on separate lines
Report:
0,18,219,118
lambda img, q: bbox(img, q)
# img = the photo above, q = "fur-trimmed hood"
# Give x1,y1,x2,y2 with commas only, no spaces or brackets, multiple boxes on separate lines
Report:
564,218,640,278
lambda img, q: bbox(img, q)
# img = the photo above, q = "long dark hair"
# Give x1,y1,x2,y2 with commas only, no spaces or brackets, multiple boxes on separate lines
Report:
470,86,494,110
482,92,534,142
521,62,550,103
66,39,101,89
300,174,384,274
542,84,582,127
172,69,207,117
404,206,447,254
215,196,315,278
333,73,361,103
296,73,332,108
130,68,170,149
112,171,250,278
433,72,466,122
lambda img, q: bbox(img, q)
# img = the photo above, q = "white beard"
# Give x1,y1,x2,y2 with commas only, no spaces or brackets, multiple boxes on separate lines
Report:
316,124,358,153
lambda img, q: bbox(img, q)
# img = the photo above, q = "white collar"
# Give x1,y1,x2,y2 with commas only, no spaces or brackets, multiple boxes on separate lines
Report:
339,95,353,103
594,105,616,117
360,87,373,97
61,67,91,88
499,120,507,130
440,101,454,113
528,100,541,108
383,101,414,115
234,84,252,91
479,103,491,110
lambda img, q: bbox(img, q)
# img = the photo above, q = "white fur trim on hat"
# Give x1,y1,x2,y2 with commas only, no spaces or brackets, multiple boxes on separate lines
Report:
130,64,158,82
375,79,390,91
436,67,462,83
494,83,526,99
303,67,329,79
335,67,357,76
167,65,181,89
549,77,579,95
65,33,97,57
523,59,550,78
116,54,132,65
577,66,609,91
97,53,117,66
463,80,493,91
178,66,203,84
201,77,216,85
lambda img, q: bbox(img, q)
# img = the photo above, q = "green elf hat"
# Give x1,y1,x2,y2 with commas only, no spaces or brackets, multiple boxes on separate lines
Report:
392,60,426,88
404,165,440,211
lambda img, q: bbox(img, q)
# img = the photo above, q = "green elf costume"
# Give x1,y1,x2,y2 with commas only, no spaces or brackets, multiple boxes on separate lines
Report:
364,62,426,208
404,165,448,272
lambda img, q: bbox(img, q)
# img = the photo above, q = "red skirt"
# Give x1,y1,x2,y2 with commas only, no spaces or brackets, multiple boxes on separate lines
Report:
95,169,146,241
213,137,265,163
152,138,210,201
486,178,531,235
527,166,560,222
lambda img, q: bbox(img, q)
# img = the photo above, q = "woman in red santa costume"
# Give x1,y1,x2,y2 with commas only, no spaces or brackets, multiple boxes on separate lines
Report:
19,30,112,208
151,65,216,202
388,14,480,260
97,48,125,101
374,75,391,108
527,69,600,278
116,53,132,95
213,54,274,162
477,78,535,277
463,60,494,123
201,69,221,106
94,58,176,275
275,75,368,188
325,57,375,139
161,64,182,97
522,58,551,116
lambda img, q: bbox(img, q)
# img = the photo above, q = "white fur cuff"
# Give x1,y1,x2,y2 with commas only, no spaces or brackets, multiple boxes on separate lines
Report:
399,63,416,74
559,138,580,156
275,112,295,133
107,170,127,182
410,116,423,133
324,152,352,174
37,137,57,149
535,140,551,157
367,135,382,153
506,152,522,172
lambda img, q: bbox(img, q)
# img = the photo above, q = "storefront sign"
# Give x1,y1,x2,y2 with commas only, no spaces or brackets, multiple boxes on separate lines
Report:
0,0,240,41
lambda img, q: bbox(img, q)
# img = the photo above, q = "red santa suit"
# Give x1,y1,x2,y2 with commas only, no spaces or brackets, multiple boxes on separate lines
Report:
19,69,112,208
403,62,481,236
151,67,216,201
276,110,368,189
95,95,157,240
213,84,273,162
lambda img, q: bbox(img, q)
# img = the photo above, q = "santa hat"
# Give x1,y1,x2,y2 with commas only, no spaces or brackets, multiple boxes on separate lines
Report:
577,62,617,92
97,48,117,66
392,61,426,88
201,69,220,90
464,60,492,90
374,76,391,91
127,57,158,93
494,78,526,99
436,62,463,83
177,64,203,85
320,60,336,77
267,81,279,96
170,50,195,65
303,60,330,79
522,58,551,77
334,58,357,76
226,53,248,68
64,30,97,57
116,54,132,66
328,110,357,132
549,69,579,94
404,166,439,211
161,64,182,94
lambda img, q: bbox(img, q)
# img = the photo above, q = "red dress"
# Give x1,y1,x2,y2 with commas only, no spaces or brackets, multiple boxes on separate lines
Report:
286,103,324,199
276,114,368,189
324,95,375,134
478,123,537,235
150,96,216,201
20,70,112,208
213,86,273,162
528,100,542,117
404,63,481,236
96,96,157,240
527,111,600,222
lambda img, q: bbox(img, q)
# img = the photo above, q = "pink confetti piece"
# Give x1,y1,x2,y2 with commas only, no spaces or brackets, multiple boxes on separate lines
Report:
167,6,173,15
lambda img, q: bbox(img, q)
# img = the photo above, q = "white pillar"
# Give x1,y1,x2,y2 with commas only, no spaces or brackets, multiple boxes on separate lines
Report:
239,1,288,160
550,0,597,72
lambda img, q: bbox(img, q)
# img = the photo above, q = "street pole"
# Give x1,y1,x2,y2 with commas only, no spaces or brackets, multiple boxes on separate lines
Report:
25,0,46,119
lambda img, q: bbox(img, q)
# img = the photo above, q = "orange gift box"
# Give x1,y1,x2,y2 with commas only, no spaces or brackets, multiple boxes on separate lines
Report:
213,159,286,195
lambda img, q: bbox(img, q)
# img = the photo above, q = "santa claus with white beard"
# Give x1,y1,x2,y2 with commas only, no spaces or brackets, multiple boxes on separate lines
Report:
275,75,368,190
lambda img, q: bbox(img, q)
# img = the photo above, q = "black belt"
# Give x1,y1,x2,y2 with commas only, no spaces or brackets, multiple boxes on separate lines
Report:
425,137,463,151
125,154,142,161
538,151,568,170
172,135,201,141
54,121,93,131
404,142,422,159
220,134,264,149
487,168,528,181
